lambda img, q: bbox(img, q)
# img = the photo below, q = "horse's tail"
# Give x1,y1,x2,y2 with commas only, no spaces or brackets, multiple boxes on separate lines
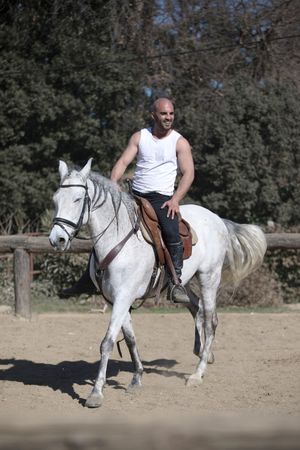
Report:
221,219,267,287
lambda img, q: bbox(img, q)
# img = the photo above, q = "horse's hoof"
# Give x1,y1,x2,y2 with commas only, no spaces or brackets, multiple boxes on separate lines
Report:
208,352,215,364
85,393,103,408
186,374,203,387
126,382,142,394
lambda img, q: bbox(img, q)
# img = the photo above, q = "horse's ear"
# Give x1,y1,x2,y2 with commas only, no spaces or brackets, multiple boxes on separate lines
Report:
80,158,93,181
59,160,68,181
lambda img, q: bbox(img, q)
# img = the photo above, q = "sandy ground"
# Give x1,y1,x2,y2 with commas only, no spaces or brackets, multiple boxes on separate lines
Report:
0,310,299,449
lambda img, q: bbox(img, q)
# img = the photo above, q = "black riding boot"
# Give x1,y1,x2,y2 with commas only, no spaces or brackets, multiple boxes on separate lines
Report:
167,241,190,304
59,266,97,298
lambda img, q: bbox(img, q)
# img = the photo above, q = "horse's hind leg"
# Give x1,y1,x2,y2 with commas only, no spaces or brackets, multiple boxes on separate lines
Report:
187,270,220,386
185,286,205,358
121,312,143,391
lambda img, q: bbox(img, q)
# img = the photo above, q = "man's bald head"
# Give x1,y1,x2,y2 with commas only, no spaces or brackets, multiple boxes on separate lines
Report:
151,98,174,113
150,97,175,135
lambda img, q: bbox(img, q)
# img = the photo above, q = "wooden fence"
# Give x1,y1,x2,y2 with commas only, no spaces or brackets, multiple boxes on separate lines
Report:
0,233,299,319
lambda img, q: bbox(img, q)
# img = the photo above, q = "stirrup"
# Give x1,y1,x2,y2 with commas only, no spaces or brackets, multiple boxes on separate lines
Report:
168,284,190,304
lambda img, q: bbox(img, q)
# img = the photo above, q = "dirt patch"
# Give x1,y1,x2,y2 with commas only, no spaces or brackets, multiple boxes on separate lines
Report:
0,311,299,448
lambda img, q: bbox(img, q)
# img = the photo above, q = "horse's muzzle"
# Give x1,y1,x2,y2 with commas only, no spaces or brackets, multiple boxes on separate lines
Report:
49,227,71,251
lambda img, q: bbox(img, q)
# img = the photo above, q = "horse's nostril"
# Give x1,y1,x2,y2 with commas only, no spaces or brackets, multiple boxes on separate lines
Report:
59,237,65,244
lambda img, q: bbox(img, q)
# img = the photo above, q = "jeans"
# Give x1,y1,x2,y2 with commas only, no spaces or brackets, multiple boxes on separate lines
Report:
132,189,180,245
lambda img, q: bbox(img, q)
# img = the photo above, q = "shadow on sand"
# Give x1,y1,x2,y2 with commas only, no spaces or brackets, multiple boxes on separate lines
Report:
0,357,187,406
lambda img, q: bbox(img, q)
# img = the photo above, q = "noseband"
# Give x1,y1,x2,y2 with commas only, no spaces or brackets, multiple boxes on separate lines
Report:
52,183,91,241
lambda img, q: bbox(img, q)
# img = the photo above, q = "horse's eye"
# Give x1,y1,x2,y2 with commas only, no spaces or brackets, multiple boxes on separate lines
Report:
74,198,81,203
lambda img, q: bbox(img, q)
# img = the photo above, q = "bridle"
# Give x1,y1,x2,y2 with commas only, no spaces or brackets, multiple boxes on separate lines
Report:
52,183,91,241
52,180,140,272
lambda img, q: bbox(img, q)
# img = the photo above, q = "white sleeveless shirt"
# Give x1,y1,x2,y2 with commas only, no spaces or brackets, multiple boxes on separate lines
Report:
132,128,181,195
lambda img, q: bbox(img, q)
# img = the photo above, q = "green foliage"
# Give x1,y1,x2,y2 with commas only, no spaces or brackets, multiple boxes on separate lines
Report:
179,78,300,225
0,0,147,231
0,255,14,306
35,253,89,295
266,250,300,304
0,0,299,234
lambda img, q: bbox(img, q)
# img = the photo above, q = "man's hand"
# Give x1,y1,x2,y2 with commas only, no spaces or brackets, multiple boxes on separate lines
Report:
161,197,180,219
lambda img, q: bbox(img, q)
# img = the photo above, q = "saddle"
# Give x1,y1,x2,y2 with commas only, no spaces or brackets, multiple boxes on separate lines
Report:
134,195,197,267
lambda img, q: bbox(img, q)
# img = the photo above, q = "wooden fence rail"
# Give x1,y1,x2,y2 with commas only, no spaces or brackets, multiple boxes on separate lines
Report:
0,233,299,319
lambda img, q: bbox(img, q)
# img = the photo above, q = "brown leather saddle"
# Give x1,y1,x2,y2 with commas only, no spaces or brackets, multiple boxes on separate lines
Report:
134,195,195,268
93,195,197,305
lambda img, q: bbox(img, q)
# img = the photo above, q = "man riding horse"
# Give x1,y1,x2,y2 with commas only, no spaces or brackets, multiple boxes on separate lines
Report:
61,97,194,303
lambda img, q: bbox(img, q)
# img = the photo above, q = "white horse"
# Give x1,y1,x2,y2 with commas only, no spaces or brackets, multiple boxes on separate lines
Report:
49,159,267,408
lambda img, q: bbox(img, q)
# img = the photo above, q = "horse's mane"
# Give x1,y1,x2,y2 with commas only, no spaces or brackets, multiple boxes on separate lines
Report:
64,166,136,228
88,170,137,228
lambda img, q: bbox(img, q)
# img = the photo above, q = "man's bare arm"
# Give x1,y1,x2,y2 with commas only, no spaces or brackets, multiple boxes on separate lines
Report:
110,132,140,182
162,136,194,218
174,136,194,202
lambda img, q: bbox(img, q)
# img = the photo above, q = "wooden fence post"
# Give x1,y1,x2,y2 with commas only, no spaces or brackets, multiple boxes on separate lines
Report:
13,248,31,319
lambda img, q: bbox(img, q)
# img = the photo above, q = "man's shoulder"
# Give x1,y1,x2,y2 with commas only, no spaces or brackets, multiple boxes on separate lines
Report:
172,128,181,135
175,133,191,152
130,130,142,143
172,129,189,145
132,128,151,137
171,129,182,140
137,128,153,143
140,127,152,135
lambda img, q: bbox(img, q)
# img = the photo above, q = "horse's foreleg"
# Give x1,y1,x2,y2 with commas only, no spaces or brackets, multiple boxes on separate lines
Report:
122,312,143,391
187,272,220,387
85,300,131,408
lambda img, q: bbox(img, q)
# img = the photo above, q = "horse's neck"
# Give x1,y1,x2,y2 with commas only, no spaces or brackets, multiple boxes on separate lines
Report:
88,180,133,257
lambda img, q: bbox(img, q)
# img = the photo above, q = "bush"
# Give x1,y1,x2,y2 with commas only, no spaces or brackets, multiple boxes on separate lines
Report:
265,250,299,304
217,263,284,308
0,255,14,306
35,252,89,295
